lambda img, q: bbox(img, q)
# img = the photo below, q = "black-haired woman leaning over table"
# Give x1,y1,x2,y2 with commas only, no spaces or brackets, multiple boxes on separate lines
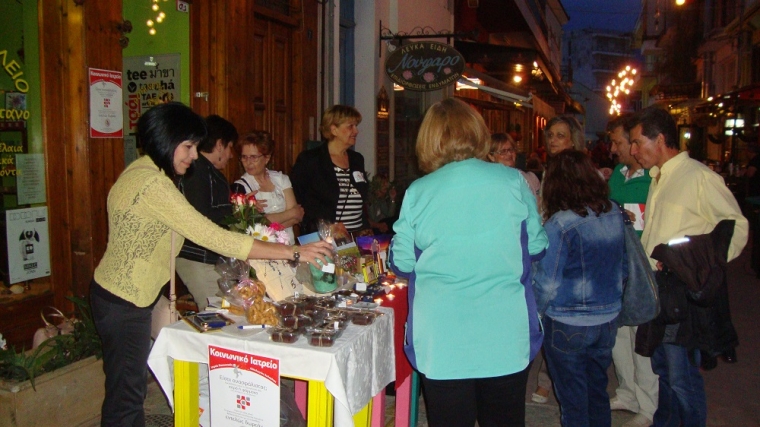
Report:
89,102,333,427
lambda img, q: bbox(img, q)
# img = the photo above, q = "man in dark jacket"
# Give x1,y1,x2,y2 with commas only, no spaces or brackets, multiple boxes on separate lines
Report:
176,115,238,310
629,107,748,427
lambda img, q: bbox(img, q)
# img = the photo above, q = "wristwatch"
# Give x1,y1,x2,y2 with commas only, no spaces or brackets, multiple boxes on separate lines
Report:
291,246,301,265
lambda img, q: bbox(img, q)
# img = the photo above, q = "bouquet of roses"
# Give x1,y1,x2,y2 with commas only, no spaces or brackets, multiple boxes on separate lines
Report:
225,193,289,244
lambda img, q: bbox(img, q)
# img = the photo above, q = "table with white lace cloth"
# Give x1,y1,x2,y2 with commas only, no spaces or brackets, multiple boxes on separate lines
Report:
148,307,395,426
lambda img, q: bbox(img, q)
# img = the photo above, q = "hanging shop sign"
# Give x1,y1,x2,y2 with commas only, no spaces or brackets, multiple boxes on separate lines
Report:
89,68,124,138
385,41,465,92
123,54,181,136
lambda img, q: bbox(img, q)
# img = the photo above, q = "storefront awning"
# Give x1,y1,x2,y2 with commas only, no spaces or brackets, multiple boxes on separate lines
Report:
456,77,534,108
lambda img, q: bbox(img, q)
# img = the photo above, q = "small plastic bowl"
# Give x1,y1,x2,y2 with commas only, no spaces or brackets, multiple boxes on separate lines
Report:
305,327,343,347
281,314,313,331
350,311,378,326
267,327,301,344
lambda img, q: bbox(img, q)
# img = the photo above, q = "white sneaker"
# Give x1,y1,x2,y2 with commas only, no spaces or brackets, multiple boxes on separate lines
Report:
609,397,635,412
621,413,653,427
531,392,549,404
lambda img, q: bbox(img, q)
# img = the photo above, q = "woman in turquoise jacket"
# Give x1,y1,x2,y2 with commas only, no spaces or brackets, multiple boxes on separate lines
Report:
390,98,548,427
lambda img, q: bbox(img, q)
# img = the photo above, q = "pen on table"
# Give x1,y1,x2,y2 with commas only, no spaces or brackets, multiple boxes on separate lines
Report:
238,324,269,330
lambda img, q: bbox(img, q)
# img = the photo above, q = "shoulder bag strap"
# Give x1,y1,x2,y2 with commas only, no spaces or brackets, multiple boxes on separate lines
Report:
170,231,178,319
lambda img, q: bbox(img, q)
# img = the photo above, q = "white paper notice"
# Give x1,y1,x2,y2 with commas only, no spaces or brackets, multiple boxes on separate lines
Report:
89,68,123,138
208,345,280,427
624,203,646,231
6,207,51,284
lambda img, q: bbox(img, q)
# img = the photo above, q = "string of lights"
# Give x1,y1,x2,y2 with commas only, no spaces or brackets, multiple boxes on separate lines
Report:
606,65,637,115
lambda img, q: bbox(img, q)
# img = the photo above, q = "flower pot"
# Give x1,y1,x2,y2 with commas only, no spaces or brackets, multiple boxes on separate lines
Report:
0,356,104,427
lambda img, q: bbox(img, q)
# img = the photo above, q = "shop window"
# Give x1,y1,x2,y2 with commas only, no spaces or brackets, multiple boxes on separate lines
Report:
0,0,50,300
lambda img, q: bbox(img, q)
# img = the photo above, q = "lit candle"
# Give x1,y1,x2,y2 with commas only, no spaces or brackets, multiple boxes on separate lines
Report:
374,298,383,305
387,293,395,301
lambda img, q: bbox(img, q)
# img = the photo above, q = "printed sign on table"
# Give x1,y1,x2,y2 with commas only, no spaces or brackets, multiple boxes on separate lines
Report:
208,345,280,427
5,207,51,284
89,68,123,138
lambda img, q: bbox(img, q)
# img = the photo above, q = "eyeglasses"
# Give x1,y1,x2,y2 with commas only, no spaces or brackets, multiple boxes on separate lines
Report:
240,154,267,162
491,148,515,157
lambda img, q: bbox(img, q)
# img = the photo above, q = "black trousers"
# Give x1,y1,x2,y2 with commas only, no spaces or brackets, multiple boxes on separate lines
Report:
420,363,532,427
90,281,153,427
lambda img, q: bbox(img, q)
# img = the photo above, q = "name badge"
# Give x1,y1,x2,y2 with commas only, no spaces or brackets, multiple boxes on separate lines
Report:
353,171,366,183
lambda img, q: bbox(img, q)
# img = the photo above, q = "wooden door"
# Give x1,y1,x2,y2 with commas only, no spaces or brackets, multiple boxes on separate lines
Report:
252,17,293,174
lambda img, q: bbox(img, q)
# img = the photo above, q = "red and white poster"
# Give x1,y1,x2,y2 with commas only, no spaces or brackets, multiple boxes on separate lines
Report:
208,345,280,427
89,68,123,138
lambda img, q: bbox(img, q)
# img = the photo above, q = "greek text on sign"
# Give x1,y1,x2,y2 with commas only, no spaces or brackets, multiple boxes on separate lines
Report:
385,42,465,92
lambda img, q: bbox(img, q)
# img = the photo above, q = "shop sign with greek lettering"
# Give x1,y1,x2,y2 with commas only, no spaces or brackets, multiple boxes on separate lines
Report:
385,42,465,91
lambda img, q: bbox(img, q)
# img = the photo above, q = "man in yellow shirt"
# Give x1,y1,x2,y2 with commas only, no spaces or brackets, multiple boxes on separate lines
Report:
629,107,748,427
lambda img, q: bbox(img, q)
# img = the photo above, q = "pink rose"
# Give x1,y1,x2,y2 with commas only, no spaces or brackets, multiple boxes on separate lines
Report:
423,72,435,82
270,222,284,231
246,194,257,206
230,193,245,205
403,70,413,80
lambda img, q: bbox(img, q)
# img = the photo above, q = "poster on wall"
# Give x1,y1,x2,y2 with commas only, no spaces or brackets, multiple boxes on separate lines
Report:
89,68,124,138
123,54,181,136
15,153,46,205
5,206,51,284
208,345,280,427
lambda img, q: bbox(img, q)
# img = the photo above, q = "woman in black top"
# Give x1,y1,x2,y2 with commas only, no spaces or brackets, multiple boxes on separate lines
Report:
291,105,370,236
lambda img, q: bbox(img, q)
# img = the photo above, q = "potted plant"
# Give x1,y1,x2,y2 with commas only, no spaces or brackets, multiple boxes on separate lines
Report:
0,296,104,427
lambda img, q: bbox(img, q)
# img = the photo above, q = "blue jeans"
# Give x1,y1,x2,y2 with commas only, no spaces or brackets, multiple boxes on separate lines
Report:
651,343,706,427
543,316,617,427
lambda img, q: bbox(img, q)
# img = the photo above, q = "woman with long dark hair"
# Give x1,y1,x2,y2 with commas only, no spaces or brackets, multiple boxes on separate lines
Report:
532,150,627,427
89,103,332,427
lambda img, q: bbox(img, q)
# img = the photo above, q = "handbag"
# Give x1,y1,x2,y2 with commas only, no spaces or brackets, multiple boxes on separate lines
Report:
151,231,179,339
618,207,661,326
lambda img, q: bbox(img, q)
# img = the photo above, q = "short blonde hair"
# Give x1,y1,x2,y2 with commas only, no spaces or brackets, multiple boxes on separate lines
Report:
320,105,362,140
416,98,491,173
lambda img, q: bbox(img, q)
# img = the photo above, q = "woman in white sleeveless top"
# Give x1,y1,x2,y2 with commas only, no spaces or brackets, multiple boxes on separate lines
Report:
231,131,304,244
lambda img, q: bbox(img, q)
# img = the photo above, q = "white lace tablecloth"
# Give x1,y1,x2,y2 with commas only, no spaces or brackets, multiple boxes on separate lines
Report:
148,307,395,426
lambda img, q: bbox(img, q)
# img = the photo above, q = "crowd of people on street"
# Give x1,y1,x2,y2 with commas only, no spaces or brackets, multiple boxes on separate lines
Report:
90,99,748,427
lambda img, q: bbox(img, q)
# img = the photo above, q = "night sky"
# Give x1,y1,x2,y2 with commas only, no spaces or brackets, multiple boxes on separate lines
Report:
562,0,641,32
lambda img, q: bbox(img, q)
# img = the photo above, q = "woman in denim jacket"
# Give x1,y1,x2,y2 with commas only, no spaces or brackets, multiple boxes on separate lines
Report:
533,150,628,427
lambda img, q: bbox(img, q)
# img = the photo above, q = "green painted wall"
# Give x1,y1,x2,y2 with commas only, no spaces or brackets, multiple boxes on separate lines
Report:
123,0,191,105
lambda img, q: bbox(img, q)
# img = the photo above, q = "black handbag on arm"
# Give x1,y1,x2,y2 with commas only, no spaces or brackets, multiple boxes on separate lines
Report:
618,206,661,326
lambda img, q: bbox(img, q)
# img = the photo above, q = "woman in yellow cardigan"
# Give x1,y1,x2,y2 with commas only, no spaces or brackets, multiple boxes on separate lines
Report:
90,102,332,427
